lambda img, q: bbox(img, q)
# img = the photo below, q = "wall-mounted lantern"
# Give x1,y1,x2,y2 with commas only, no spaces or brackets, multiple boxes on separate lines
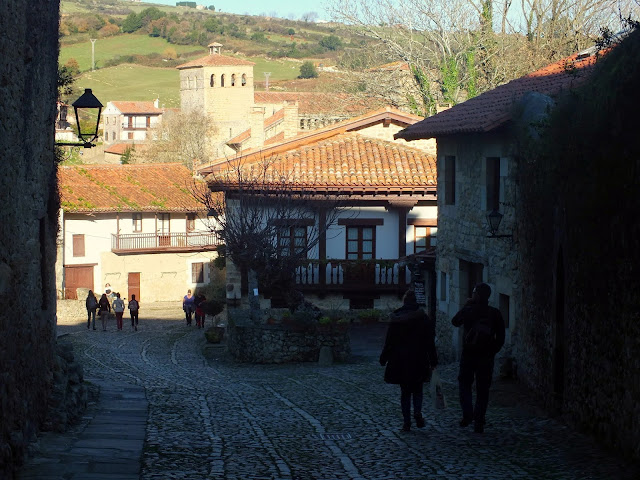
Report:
56,88,103,148
486,209,513,239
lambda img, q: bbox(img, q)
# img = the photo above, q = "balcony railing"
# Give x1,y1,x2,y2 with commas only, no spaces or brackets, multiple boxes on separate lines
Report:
293,259,410,292
111,231,221,253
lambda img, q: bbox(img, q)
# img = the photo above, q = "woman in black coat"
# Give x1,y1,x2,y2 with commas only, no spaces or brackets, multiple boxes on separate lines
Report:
380,290,438,431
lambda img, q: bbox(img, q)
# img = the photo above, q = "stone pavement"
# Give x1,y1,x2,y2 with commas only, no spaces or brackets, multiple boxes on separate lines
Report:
19,307,640,479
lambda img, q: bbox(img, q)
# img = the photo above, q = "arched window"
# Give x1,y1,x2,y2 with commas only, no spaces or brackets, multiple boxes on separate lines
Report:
231,74,236,86
221,74,225,87
210,74,215,87
241,74,247,86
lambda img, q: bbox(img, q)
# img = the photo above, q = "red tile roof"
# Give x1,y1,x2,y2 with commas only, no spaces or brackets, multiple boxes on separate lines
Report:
254,92,386,116
395,50,601,140
200,107,427,176
59,164,204,213
177,54,255,69
367,61,410,72
207,132,436,195
264,132,285,145
104,143,133,155
110,101,163,115
227,128,251,145
264,108,284,130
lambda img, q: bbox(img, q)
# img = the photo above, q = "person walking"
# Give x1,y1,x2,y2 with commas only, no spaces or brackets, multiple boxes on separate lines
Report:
452,282,505,433
98,293,111,332
129,294,140,331
379,290,438,432
183,289,195,326
85,290,98,330
194,293,206,329
112,293,125,331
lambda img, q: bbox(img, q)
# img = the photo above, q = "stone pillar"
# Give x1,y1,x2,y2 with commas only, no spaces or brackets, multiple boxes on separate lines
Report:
283,101,299,138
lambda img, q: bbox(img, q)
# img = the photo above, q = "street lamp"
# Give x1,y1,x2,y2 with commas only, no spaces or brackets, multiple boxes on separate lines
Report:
56,88,103,148
486,209,513,239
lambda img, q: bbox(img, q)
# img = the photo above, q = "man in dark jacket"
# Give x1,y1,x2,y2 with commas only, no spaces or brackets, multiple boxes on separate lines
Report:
380,290,438,432
452,282,505,433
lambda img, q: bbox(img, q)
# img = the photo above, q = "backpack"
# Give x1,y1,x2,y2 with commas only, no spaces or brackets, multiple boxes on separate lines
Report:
87,295,97,310
464,313,494,350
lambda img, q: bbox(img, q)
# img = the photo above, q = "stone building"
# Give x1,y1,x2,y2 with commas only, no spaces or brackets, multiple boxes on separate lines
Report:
395,39,640,460
102,99,164,145
0,1,62,476
177,42,384,159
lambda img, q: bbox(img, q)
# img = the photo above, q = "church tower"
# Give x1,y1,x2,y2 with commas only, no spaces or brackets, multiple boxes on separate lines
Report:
177,43,255,157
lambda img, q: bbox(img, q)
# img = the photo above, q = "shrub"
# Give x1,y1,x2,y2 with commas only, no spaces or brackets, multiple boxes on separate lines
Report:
299,61,318,79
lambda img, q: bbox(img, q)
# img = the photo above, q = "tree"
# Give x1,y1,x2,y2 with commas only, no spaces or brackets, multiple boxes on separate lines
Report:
319,34,343,50
191,156,345,310
326,0,631,114
301,11,319,23
136,110,217,170
122,13,143,33
299,61,319,79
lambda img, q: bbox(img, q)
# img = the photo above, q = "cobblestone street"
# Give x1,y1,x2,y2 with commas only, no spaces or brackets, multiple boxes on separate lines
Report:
23,307,640,479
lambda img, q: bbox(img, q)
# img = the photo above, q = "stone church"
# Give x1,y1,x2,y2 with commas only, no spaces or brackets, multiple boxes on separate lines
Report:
177,42,379,159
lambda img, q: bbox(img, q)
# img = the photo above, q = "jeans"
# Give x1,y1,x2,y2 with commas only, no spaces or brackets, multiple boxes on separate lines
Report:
130,311,138,327
458,352,495,425
87,309,96,329
400,382,424,422
115,312,123,330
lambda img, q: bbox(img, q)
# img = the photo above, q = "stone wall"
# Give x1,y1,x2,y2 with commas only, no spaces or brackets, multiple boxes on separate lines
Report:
0,0,62,477
227,311,350,364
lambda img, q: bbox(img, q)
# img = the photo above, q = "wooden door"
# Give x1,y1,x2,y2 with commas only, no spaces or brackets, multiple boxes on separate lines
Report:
128,272,141,302
64,265,94,299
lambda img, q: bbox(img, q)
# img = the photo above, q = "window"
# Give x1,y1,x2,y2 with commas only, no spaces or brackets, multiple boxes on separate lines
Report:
221,74,225,87
192,262,204,283
104,132,108,141
133,213,142,232
486,157,500,211
444,155,456,205
186,213,196,232
346,226,375,260
146,116,151,128
499,293,510,328
278,226,307,256
440,271,447,301
231,74,236,86
128,132,133,140
72,234,85,257
241,74,247,86
127,117,133,128
158,213,170,234
415,226,437,252
210,74,215,87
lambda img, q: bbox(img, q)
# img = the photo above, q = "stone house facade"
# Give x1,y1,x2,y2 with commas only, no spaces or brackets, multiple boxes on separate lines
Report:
56,164,221,303
102,99,164,144
0,1,61,477
395,49,599,364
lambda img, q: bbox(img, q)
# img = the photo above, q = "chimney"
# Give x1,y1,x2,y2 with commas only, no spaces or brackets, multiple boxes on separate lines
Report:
282,101,299,139
248,107,265,149
154,98,159,108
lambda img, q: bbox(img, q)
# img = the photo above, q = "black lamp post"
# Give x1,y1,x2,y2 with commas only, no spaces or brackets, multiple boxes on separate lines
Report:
486,209,513,239
56,88,103,148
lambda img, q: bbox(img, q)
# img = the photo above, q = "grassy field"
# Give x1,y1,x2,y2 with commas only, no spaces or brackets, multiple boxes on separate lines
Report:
75,65,181,107
60,34,203,72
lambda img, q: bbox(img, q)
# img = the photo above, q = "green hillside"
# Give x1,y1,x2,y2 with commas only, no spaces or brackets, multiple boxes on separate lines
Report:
59,34,202,72
75,65,181,107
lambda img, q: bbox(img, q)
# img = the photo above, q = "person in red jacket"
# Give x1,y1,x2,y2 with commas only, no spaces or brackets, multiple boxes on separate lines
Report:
452,282,506,433
380,290,438,432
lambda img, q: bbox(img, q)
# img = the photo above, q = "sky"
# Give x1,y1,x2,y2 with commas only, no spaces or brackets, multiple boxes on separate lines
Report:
149,0,331,21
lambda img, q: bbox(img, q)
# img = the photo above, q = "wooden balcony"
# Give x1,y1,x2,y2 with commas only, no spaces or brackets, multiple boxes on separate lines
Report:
111,231,221,254
293,259,410,294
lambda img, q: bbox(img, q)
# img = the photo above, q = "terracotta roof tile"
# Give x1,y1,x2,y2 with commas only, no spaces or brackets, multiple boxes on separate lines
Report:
264,108,284,129
264,132,285,145
254,92,386,116
177,54,255,69
59,163,203,213
395,51,601,140
208,132,436,194
110,101,163,115
104,143,133,155
227,128,251,145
